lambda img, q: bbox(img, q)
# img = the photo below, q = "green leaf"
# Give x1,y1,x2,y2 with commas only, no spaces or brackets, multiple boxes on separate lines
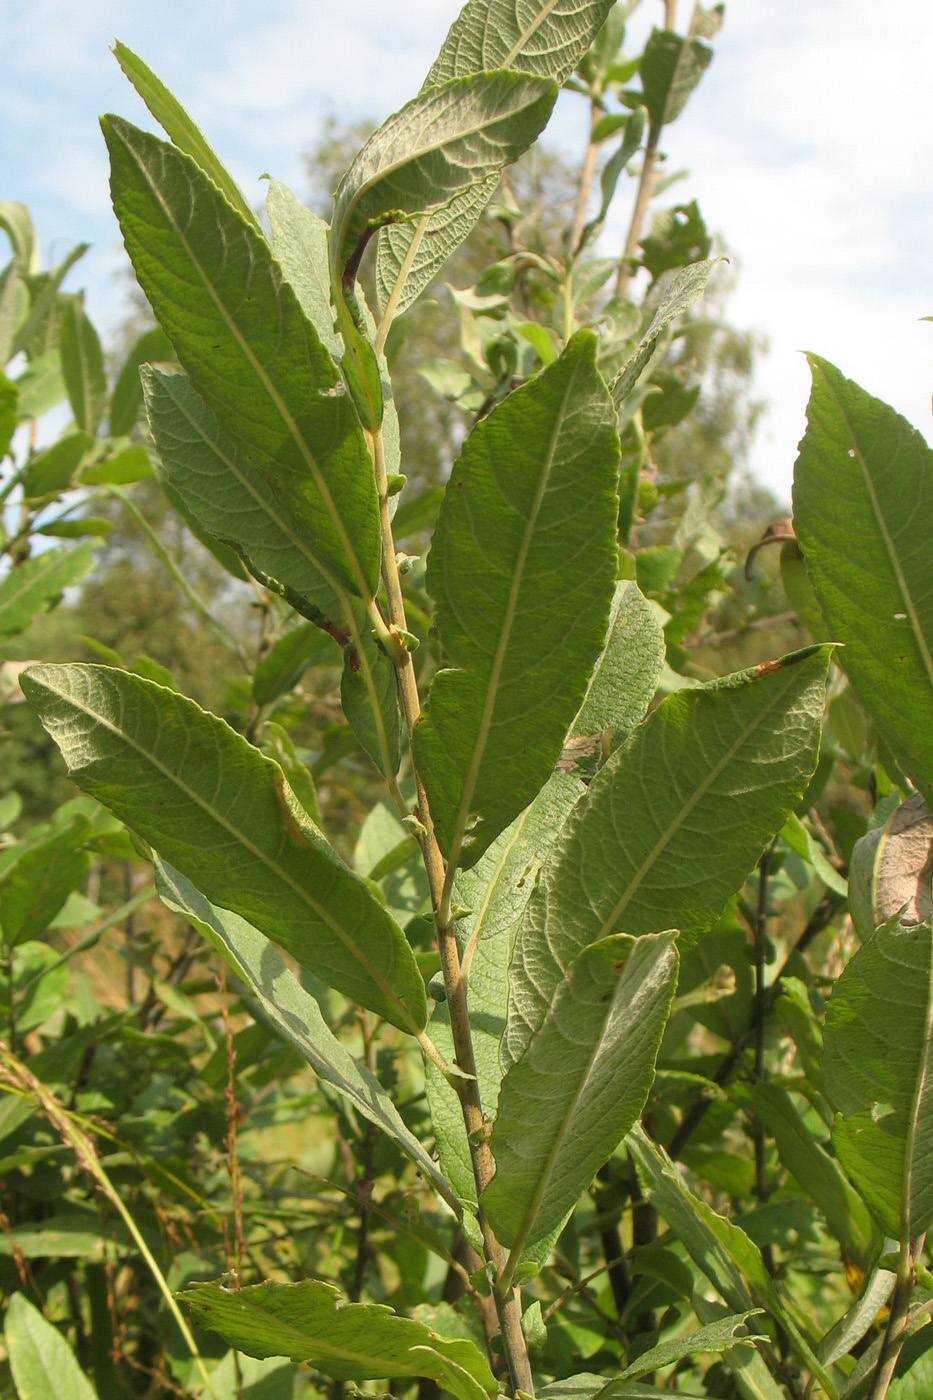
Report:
413,330,620,869
640,200,711,280
0,370,17,458
143,368,400,776
108,324,174,435
569,580,664,746
142,368,322,601
59,300,106,434
609,259,717,408
0,816,91,947
426,771,585,1203
540,1379,709,1400
427,0,617,85
253,622,337,708
179,1278,496,1400
691,1299,786,1400
22,431,92,499
733,1081,877,1270
0,259,28,367
483,930,678,1251
818,1266,896,1367
377,0,617,318
112,41,259,230
579,106,647,247
266,179,341,358
823,915,933,1239
12,243,87,360
103,115,380,603
639,26,714,127
793,355,933,804
0,542,98,641
154,858,456,1210
335,67,556,284
82,445,153,486
628,1128,836,1398
607,1311,768,1385
505,647,831,1067
21,664,426,1032
0,202,37,272
5,1292,99,1400
258,724,321,827
14,348,67,421
779,811,848,897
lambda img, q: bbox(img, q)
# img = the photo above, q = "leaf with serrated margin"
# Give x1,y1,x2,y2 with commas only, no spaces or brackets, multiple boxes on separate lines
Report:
569,580,664,745
823,915,933,1240
609,259,717,408
628,1127,837,1399
505,646,831,1068
335,68,556,298
606,1311,768,1387
21,664,423,1031
154,857,457,1211
0,542,98,642
793,355,933,805
413,330,619,870
426,772,585,1202
483,931,678,1252
377,0,616,319
103,116,380,603
179,1278,496,1400
112,41,259,230
144,368,400,774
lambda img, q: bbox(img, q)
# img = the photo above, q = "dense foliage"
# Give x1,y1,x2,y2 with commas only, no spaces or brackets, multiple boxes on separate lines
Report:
0,4,931,1400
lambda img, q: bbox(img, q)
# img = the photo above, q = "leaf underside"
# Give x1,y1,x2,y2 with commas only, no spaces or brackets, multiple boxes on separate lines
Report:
505,646,832,1068
21,664,424,1032
793,354,933,804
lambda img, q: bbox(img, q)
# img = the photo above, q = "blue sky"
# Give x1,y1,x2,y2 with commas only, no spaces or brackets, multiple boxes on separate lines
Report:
4,0,932,501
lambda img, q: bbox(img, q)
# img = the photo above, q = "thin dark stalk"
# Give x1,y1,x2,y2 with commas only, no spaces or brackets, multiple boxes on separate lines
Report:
752,847,775,1276
349,1020,378,1303
667,891,845,1161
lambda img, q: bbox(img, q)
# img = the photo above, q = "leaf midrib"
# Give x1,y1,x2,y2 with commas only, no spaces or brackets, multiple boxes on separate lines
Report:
41,672,417,1033
113,121,374,606
499,935,673,1256
337,73,550,255
445,351,582,869
826,377,933,694
597,670,801,940
157,374,395,780
195,1301,432,1372
68,312,93,430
